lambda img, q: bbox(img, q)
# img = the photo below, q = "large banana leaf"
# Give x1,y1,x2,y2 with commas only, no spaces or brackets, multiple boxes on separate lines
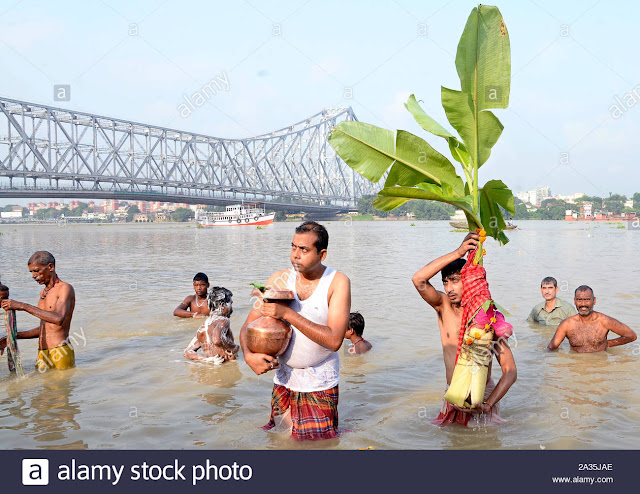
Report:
328,122,464,195
456,5,511,110
479,180,515,244
374,183,480,225
405,94,471,171
441,87,503,169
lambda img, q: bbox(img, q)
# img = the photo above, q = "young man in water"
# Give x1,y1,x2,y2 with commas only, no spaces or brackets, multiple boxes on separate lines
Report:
184,286,239,364
174,272,210,318
547,285,637,353
0,251,76,371
412,232,517,426
527,276,576,326
239,221,351,440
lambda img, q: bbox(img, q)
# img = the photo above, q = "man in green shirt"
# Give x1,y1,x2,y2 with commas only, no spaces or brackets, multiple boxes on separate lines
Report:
527,277,577,326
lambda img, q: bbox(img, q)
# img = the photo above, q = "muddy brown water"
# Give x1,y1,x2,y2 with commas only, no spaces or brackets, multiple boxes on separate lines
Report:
1,220,638,449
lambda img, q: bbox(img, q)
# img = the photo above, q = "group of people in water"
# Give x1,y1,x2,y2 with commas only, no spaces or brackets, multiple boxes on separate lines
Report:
0,223,637,440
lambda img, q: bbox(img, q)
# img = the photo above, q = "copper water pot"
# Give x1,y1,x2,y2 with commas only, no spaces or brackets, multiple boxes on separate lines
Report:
246,289,294,357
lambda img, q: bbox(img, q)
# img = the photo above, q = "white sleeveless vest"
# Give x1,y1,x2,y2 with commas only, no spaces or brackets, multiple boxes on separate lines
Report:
274,266,340,392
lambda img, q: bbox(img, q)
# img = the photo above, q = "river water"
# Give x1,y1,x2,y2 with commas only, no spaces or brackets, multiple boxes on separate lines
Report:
1,220,638,449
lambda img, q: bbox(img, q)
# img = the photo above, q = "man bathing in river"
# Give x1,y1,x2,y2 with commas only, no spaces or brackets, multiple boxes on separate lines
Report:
547,285,637,353
412,232,517,426
240,221,351,440
174,272,210,318
184,286,239,364
527,276,576,326
0,251,76,371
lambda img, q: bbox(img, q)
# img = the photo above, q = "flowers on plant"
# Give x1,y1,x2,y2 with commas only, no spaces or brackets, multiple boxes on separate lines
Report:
469,304,513,338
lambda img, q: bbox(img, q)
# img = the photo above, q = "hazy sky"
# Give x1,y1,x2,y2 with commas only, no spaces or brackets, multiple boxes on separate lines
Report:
1,0,639,207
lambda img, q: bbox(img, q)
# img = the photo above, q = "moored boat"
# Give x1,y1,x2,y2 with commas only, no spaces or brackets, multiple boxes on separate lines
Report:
195,203,275,226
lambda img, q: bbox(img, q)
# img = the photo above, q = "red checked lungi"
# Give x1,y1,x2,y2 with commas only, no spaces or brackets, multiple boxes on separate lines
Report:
263,384,339,440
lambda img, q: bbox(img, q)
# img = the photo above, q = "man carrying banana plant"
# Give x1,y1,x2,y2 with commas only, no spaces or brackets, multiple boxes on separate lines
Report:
328,4,519,425
412,232,517,426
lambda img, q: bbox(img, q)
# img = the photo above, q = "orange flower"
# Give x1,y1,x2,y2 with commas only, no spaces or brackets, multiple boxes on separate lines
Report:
479,236,486,243
466,337,474,345
479,229,486,236
484,323,491,330
482,249,487,255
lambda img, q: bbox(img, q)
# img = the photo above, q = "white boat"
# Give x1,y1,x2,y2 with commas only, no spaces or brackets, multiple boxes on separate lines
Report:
195,203,275,226
450,210,467,222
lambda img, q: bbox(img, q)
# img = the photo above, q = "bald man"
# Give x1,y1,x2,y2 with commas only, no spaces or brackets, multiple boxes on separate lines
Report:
547,285,637,353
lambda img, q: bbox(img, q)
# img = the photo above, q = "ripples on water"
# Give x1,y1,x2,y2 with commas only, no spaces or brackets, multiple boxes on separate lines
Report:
0,220,638,449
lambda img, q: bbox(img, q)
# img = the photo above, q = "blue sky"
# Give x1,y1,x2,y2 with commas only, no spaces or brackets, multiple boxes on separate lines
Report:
1,0,639,206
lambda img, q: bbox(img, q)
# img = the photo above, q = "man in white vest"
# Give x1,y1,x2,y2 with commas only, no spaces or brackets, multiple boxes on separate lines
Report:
240,221,351,440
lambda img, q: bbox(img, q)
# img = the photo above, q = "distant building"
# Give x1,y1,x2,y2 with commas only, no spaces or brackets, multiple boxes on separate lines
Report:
133,213,150,223
517,186,551,206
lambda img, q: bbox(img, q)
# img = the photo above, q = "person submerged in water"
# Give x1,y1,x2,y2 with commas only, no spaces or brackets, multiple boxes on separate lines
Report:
412,232,517,426
184,286,239,364
547,285,637,353
0,251,76,372
174,272,210,319
345,312,372,354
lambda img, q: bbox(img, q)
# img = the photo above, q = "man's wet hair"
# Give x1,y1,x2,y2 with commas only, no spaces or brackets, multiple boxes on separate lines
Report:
295,221,328,252
575,285,594,297
28,251,55,267
0,284,9,295
193,272,209,284
208,286,233,312
541,276,557,287
349,312,365,336
442,259,466,281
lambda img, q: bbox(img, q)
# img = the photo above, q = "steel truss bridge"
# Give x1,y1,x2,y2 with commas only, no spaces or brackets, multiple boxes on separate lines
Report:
0,97,378,212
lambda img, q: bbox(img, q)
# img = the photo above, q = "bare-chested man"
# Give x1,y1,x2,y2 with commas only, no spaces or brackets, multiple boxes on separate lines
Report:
412,232,517,425
184,286,239,364
174,272,210,318
547,285,637,353
0,251,76,371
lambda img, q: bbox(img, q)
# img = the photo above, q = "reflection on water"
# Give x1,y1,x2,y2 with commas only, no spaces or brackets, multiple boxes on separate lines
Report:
0,221,638,449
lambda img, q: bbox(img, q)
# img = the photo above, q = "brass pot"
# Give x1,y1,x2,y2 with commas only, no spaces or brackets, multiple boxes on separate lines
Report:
246,316,292,356
246,288,294,357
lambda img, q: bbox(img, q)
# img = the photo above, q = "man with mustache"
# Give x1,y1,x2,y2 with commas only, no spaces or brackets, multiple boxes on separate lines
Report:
547,285,637,353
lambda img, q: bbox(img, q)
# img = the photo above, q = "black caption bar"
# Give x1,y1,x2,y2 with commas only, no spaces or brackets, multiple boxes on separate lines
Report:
2,450,634,492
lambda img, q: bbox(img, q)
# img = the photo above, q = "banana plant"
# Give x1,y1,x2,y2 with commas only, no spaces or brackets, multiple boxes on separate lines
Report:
329,5,514,244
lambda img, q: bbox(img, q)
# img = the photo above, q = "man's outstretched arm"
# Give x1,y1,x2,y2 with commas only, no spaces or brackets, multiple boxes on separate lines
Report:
1,284,74,326
547,321,568,350
606,317,637,348
486,339,517,409
174,296,196,318
411,232,479,309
